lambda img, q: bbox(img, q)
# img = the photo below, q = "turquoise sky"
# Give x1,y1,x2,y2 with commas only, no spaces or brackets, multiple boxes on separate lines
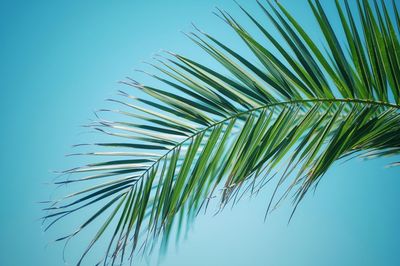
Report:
0,0,399,265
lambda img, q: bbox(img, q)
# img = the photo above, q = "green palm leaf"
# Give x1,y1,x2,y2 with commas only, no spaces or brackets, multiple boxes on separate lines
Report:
44,0,400,265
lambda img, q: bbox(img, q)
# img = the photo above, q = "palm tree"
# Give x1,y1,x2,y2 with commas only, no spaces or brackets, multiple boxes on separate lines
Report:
44,0,400,265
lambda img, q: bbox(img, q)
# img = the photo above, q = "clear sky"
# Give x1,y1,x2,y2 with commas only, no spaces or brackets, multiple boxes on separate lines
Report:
0,0,399,265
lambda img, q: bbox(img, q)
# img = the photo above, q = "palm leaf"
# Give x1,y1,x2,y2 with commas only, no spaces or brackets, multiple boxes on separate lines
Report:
44,0,400,265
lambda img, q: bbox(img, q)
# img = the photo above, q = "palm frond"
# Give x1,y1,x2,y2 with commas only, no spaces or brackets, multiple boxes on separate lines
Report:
44,0,400,265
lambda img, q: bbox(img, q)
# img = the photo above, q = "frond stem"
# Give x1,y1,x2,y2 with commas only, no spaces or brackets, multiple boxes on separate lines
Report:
137,98,400,181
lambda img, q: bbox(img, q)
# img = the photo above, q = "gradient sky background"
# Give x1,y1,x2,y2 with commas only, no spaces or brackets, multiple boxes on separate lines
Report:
0,0,399,265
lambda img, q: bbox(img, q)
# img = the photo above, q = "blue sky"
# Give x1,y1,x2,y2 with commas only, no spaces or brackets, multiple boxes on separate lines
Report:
0,0,399,265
